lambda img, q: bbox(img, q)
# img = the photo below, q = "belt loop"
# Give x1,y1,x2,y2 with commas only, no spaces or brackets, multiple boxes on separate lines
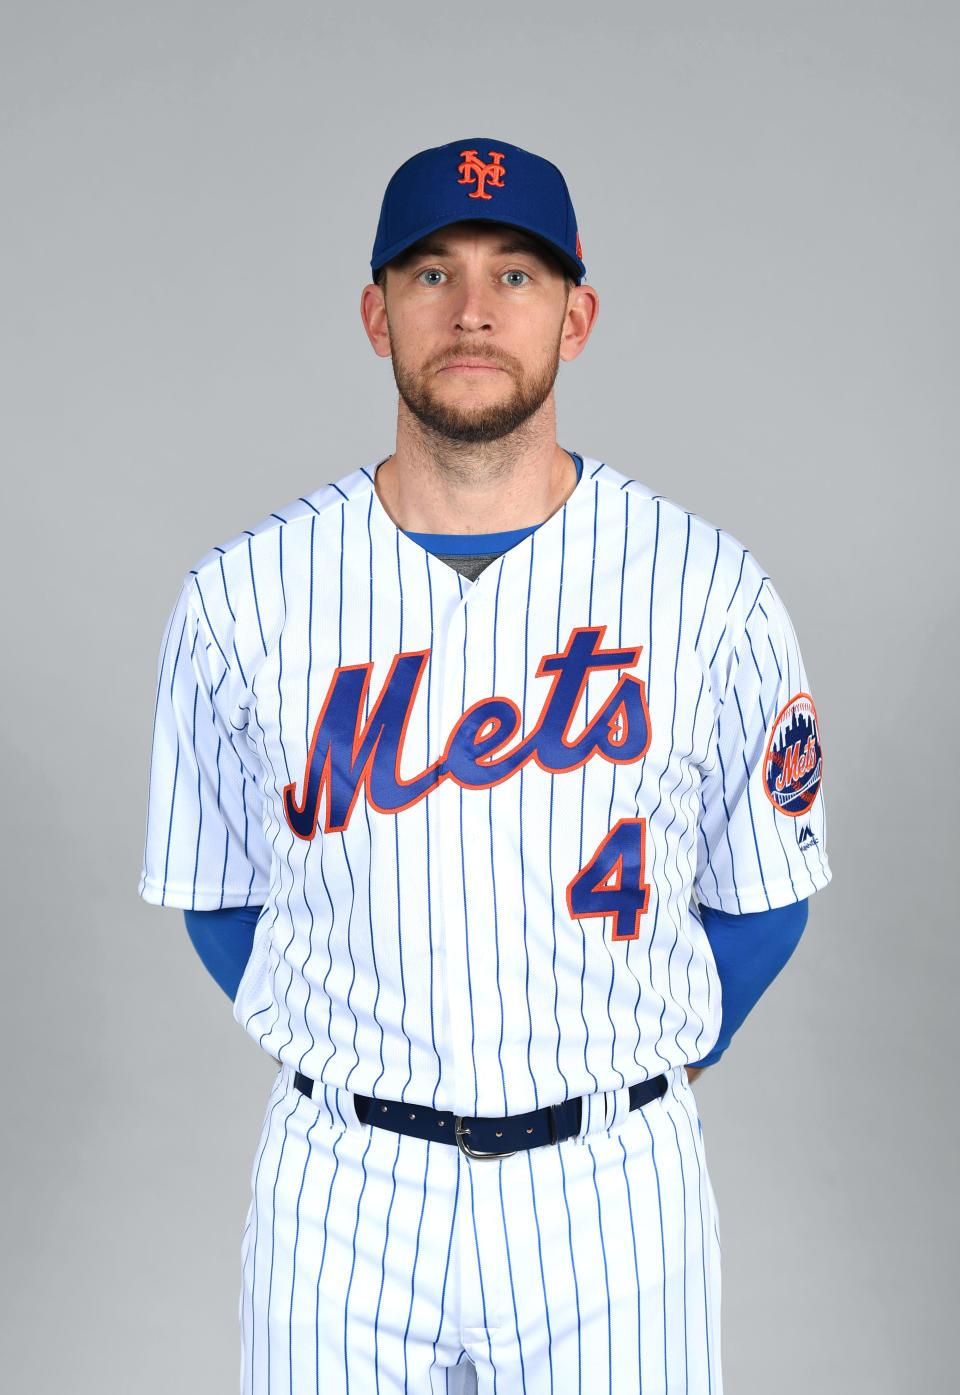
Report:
291,1073,366,1132
605,1084,634,1133
580,1086,629,1138
578,1090,598,1139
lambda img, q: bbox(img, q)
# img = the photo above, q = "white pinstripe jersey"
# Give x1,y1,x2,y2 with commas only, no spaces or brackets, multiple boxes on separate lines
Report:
140,459,830,1116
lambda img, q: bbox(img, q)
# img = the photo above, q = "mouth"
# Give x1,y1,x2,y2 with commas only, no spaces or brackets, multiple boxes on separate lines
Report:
437,358,506,374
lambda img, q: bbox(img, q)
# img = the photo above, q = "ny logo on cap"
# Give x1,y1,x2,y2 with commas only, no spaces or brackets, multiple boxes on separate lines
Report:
457,149,506,200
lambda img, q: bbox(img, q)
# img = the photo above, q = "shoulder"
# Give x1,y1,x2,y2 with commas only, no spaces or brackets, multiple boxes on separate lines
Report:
580,456,769,603
188,466,379,588
174,466,379,657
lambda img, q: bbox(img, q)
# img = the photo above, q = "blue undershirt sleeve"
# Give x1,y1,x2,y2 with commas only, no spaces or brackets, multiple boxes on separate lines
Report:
183,906,261,1000
696,899,809,1067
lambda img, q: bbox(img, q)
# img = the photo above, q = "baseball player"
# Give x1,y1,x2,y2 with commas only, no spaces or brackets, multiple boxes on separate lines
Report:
140,138,830,1395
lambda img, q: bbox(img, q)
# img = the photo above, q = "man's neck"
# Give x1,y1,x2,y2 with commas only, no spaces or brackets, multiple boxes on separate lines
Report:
375,400,578,535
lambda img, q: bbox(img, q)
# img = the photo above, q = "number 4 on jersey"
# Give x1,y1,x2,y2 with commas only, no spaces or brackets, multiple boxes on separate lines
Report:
566,818,650,942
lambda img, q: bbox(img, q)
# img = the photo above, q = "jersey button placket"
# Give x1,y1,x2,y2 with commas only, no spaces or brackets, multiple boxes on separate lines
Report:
435,588,483,1117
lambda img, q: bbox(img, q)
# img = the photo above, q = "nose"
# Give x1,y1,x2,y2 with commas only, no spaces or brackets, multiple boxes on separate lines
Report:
453,271,494,332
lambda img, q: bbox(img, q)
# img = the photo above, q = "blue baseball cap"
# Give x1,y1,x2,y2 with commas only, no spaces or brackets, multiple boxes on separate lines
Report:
371,138,585,283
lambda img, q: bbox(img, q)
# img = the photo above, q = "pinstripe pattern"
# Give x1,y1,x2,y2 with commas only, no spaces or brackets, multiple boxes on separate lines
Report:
242,1066,720,1394
142,461,829,1112
144,458,827,1390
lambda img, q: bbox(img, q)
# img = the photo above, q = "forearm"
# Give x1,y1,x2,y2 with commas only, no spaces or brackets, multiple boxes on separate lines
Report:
691,899,809,1073
183,905,261,999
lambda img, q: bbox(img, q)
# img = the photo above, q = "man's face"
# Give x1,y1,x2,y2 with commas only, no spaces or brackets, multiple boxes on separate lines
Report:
377,224,574,444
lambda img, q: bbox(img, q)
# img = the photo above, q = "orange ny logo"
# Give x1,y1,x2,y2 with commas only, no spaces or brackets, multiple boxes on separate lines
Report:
457,149,506,200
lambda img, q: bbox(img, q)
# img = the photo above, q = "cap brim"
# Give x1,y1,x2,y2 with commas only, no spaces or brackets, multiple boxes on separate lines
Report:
372,210,585,283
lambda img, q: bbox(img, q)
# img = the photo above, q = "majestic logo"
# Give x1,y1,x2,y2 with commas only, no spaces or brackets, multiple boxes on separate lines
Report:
284,626,651,838
796,823,819,852
457,148,506,200
763,693,823,817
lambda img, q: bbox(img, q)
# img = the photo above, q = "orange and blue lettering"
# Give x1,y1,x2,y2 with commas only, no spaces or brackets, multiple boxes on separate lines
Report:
283,626,651,837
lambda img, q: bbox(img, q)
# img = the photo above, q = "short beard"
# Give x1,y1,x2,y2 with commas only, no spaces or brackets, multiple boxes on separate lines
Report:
390,340,561,445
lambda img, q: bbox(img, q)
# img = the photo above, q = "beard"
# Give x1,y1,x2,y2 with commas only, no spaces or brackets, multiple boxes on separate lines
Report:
390,339,561,445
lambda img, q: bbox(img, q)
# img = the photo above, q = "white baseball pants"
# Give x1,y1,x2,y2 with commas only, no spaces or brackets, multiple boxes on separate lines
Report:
241,1065,721,1394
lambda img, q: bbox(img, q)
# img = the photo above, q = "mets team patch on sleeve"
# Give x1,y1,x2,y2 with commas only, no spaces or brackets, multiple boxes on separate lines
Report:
762,693,823,817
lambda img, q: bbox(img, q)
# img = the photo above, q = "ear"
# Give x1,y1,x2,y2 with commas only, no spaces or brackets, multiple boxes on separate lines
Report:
360,282,392,358
559,283,600,362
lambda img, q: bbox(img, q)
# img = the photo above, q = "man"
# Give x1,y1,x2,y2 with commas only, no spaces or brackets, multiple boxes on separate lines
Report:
140,138,830,1395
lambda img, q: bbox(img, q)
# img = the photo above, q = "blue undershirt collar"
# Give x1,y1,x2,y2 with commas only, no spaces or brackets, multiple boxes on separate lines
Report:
404,452,583,555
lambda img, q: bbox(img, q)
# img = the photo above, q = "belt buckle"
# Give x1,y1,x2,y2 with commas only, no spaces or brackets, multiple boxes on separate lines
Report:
454,1116,517,1160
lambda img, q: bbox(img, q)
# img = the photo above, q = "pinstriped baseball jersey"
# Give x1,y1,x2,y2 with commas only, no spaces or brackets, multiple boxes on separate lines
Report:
140,458,830,1116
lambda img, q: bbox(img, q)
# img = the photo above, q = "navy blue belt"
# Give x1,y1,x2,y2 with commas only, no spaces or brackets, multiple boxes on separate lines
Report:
293,1072,667,1158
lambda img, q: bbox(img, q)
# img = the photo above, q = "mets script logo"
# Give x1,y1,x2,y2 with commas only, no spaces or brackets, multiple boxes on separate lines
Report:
458,148,506,200
284,626,650,838
762,693,823,817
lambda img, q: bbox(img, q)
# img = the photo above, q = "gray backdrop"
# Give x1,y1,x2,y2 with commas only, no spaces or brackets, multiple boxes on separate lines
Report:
3,1,957,1391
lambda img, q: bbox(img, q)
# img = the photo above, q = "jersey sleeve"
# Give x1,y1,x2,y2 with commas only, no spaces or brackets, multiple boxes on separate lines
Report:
139,576,272,910
695,578,831,914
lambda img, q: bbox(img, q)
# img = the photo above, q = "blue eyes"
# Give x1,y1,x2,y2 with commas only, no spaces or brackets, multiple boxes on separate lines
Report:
415,269,530,287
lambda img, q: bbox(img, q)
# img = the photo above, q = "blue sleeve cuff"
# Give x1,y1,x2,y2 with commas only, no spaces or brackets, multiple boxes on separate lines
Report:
183,906,261,1000
696,899,808,1067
